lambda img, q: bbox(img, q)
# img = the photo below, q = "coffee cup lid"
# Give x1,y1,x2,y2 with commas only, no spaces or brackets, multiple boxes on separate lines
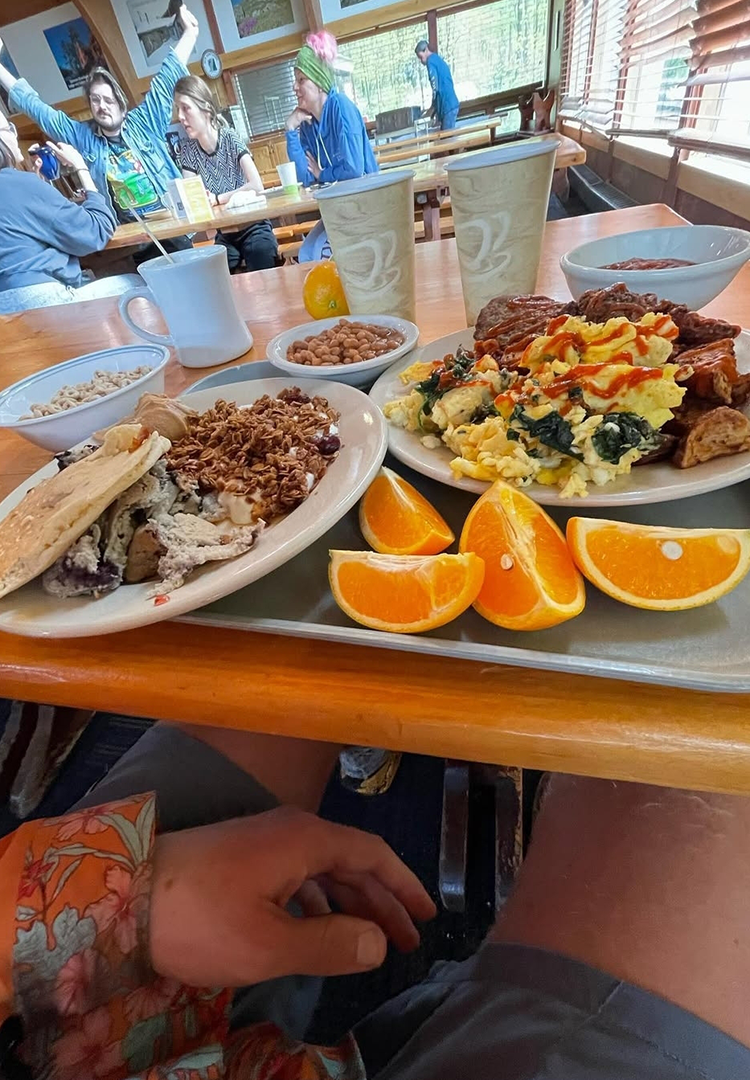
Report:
443,137,559,172
314,169,415,201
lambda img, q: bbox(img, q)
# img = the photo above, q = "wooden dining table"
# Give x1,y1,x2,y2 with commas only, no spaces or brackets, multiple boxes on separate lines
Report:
107,135,586,250
3,203,749,796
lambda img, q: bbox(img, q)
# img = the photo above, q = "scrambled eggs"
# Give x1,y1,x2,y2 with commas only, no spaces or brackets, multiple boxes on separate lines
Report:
383,314,686,498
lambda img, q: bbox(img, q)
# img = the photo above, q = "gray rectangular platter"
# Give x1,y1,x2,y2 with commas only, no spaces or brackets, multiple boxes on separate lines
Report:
179,446,750,694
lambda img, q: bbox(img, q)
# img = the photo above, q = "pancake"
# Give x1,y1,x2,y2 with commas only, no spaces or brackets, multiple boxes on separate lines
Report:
0,425,170,600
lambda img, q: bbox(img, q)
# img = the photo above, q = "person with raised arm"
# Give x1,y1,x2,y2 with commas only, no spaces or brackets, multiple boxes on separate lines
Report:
0,7,198,240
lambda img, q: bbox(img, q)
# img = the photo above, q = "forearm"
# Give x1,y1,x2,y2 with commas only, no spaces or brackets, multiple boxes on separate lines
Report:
286,129,314,186
77,165,98,193
173,29,198,65
0,60,17,94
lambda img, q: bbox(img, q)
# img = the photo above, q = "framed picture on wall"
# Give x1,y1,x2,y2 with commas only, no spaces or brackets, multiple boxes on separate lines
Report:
110,0,214,77
42,16,108,90
212,0,307,53
0,41,19,110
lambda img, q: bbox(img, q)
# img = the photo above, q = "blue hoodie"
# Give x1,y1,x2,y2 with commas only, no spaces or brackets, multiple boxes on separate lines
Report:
286,89,378,187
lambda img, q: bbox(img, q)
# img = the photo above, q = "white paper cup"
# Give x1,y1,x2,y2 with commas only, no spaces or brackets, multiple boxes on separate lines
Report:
277,161,299,194
315,170,416,322
444,139,558,326
118,247,253,368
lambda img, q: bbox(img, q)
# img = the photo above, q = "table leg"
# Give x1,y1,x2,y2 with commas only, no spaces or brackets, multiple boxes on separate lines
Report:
423,203,441,242
552,167,570,204
439,759,470,912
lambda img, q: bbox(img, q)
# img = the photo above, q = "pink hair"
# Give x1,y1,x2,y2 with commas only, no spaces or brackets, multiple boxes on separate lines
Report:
306,30,337,62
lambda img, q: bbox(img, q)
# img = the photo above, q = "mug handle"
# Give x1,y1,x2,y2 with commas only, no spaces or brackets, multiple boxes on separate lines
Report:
118,288,173,346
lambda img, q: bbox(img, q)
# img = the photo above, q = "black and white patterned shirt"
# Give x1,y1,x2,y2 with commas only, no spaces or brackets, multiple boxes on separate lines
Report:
177,126,250,197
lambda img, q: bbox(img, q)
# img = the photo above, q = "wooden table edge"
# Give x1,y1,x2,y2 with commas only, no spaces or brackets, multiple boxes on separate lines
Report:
1,621,749,794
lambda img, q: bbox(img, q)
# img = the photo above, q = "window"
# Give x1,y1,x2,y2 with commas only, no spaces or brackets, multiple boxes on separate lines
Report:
672,1,750,158
560,0,629,129
561,0,695,134
339,21,429,121
235,59,297,136
616,0,696,135
437,0,549,101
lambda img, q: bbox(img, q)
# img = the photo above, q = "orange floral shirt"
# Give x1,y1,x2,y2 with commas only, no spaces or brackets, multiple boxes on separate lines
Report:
0,795,365,1080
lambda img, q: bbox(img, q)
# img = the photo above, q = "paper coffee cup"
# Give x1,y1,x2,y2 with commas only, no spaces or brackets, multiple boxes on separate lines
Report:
277,161,299,194
315,170,416,322
444,139,558,327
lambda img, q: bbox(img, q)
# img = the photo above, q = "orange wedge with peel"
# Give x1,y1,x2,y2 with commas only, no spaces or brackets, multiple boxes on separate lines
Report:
359,467,455,556
567,518,750,610
459,481,585,630
329,550,485,633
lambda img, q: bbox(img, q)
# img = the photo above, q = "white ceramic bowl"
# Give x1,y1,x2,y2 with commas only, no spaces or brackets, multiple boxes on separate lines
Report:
267,315,419,388
0,344,170,453
560,225,750,309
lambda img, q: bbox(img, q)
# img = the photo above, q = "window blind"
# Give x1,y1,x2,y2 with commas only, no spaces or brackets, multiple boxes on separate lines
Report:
234,60,297,137
560,0,695,135
559,0,628,130
670,0,750,158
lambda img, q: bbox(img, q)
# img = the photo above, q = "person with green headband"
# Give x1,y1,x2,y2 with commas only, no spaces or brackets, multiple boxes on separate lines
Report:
285,31,378,260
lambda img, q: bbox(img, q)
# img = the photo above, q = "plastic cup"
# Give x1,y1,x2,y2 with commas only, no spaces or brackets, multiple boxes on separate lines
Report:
315,170,416,321
444,138,558,327
277,161,299,195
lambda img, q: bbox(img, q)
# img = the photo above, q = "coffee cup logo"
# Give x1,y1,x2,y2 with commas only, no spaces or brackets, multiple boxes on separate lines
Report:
456,211,513,276
338,231,401,297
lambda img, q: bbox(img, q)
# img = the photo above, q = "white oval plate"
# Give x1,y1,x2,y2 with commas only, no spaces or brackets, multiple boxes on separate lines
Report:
267,315,419,379
369,327,750,507
0,379,387,638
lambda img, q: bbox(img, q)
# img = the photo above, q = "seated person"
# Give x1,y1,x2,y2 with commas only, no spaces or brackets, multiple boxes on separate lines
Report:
0,118,115,293
2,720,749,1079
174,75,277,272
285,31,378,261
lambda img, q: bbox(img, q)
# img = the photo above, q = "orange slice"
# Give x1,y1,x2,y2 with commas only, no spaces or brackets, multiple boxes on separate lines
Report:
567,518,750,610
359,468,455,556
302,261,350,319
459,481,585,630
329,550,485,633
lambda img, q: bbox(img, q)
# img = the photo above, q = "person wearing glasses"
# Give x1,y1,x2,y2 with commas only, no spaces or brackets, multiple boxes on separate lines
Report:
0,115,115,292
0,7,198,237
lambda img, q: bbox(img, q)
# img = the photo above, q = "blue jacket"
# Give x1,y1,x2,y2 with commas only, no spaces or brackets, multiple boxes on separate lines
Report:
427,54,459,125
0,168,116,290
9,50,188,216
286,90,378,187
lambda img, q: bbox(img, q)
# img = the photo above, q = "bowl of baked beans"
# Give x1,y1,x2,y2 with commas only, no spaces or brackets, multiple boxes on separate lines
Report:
267,315,419,388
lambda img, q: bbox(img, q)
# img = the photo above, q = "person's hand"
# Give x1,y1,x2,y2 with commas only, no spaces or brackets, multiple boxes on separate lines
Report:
46,140,88,173
216,191,232,205
28,144,44,176
178,4,199,38
305,151,322,180
149,806,436,987
285,107,310,132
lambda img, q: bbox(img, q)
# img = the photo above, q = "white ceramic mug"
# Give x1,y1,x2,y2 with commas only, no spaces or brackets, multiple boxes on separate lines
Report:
118,246,253,368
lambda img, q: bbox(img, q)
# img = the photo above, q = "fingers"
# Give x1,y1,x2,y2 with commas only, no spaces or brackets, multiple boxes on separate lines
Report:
294,879,330,917
321,871,423,953
265,907,388,978
292,814,436,926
